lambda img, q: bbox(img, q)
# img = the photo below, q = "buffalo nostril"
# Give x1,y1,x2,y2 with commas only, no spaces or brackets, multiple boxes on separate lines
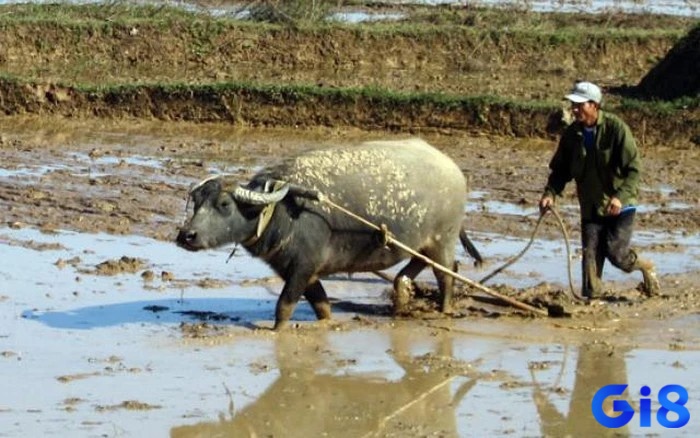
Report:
185,231,197,242
177,229,197,245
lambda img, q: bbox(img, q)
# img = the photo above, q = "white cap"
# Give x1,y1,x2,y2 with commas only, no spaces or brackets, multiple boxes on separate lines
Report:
565,81,602,104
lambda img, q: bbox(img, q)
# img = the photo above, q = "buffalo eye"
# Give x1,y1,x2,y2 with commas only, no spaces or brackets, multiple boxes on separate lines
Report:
218,197,232,210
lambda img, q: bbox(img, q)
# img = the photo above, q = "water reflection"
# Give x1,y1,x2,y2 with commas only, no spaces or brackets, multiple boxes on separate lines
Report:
532,342,629,437
171,331,477,438
169,332,647,437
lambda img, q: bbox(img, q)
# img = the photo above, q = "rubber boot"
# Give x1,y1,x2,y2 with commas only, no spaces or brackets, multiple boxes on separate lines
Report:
582,257,603,299
634,257,660,296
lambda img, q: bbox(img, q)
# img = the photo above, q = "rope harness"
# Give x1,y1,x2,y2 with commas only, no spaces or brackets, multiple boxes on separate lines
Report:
184,177,583,317
318,193,588,315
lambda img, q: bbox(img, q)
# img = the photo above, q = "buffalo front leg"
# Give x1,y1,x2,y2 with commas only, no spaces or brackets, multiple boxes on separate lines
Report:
274,273,314,331
304,281,332,322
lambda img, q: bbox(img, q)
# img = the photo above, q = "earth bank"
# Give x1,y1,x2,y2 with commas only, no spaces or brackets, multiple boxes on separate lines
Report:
0,3,699,427
0,4,698,146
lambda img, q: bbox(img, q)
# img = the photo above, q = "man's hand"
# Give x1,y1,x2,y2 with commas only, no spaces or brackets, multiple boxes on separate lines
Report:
606,196,622,216
539,196,554,215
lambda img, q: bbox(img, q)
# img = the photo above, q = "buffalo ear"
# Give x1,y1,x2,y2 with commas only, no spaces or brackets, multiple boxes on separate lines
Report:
190,178,222,207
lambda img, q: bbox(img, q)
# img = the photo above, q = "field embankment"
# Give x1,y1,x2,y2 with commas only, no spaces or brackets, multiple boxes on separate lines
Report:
0,4,697,145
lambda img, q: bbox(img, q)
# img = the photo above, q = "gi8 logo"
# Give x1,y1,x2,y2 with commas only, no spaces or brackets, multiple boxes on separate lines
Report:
591,384,690,428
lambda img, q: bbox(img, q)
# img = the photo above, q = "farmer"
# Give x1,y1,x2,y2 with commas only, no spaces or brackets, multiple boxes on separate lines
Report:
538,81,660,299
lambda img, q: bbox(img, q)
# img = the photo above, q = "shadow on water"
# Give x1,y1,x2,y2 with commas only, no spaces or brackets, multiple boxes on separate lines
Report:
21,297,319,329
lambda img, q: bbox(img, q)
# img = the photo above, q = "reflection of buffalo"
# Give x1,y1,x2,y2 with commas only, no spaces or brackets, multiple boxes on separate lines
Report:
531,342,630,437
171,331,477,438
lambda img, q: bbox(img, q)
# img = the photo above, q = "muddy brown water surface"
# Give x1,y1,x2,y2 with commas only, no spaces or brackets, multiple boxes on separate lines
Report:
0,116,699,436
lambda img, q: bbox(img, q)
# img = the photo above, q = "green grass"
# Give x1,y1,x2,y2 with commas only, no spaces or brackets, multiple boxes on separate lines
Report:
0,3,692,33
0,3,204,23
6,73,689,115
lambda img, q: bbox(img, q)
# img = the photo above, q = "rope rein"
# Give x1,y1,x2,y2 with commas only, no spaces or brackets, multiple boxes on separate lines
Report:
317,193,549,317
548,207,583,302
478,206,585,302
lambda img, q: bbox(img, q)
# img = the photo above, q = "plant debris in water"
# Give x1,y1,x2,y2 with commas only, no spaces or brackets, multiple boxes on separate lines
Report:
92,256,146,275
95,400,162,412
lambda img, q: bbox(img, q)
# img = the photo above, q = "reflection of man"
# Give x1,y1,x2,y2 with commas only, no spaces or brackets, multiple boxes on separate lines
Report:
538,81,659,299
171,330,474,437
531,342,630,437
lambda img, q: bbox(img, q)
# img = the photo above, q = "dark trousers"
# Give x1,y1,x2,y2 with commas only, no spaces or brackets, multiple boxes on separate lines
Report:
581,211,638,297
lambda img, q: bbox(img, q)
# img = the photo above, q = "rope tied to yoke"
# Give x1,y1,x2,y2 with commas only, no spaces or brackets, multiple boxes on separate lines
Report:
316,188,585,309
185,175,578,316
309,189,550,317
268,184,585,316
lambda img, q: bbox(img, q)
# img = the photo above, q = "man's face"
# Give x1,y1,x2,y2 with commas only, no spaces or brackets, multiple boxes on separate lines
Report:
570,101,598,127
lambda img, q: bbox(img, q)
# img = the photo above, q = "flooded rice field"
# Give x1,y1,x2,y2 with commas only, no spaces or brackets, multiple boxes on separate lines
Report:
0,117,699,436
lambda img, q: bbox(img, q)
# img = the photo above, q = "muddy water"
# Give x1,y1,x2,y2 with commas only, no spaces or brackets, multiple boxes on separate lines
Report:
1,119,699,436
0,225,697,437
1,226,699,437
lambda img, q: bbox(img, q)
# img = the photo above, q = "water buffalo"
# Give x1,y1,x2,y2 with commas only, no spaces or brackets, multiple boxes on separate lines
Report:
177,138,481,329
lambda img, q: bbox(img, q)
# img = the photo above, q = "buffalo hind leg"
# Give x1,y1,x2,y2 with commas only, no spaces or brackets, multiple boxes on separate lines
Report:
304,281,332,322
393,257,428,315
426,244,457,313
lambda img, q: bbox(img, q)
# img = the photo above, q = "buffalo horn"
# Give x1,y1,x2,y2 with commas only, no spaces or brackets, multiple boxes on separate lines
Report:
189,174,243,195
233,182,289,205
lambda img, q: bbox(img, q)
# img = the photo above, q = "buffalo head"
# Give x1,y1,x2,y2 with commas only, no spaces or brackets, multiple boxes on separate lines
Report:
177,176,289,251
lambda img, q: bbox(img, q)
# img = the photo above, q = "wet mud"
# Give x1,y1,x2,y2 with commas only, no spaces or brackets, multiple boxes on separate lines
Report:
0,116,699,436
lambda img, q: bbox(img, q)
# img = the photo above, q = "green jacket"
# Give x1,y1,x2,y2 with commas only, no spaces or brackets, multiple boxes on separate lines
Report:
543,110,641,220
